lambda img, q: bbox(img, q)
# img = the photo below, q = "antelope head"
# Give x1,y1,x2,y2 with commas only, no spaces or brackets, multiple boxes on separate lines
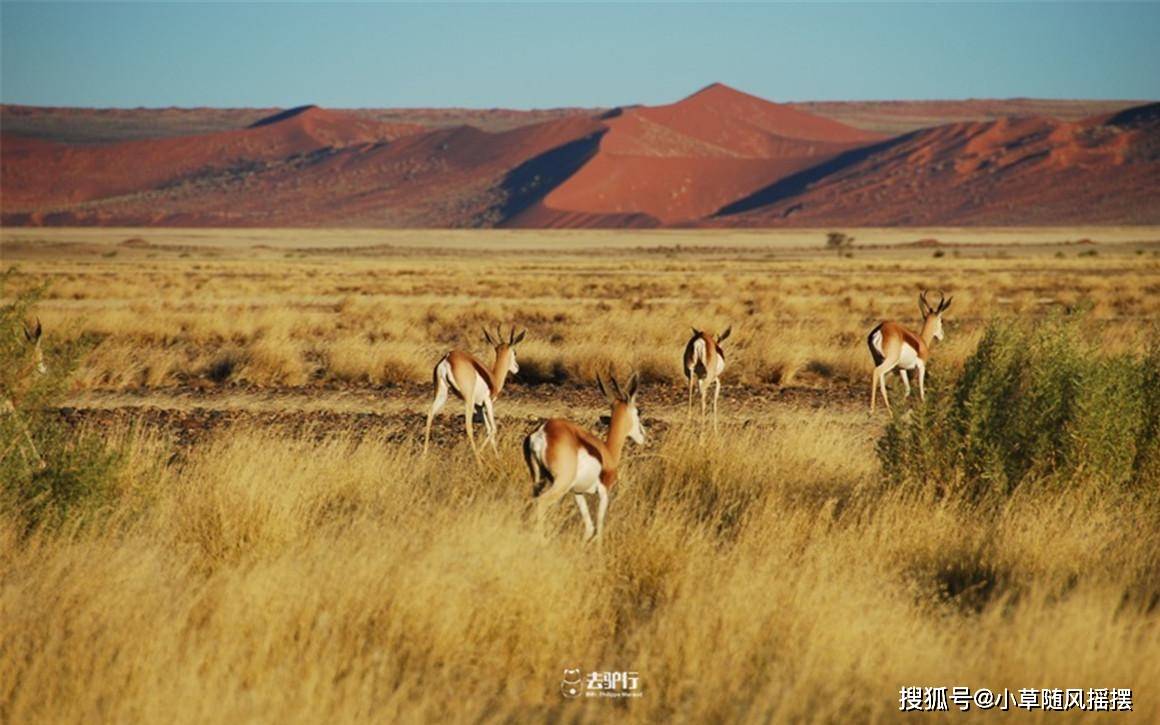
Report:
918,290,952,342
483,325,527,375
690,325,732,347
597,372,645,445
22,318,46,375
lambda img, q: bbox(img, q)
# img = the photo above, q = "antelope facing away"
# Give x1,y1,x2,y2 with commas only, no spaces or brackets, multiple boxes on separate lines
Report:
523,373,644,544
422,325,526,461
867,291,952,413
2,319,47,469
684,326,731,431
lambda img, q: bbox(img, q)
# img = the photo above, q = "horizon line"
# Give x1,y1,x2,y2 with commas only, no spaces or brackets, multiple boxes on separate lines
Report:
2,96,1155,113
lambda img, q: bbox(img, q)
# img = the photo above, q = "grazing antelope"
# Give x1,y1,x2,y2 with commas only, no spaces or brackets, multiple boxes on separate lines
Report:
523,373,644,544
2,319,47,469
867,291,952,413
684,326,731,432
422,325,526,461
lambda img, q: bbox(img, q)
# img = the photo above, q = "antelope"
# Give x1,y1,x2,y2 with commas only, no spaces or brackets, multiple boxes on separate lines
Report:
867,290,952,413
684,326,731,432
422,325,526,461
2,319,47,469
523,373,644,544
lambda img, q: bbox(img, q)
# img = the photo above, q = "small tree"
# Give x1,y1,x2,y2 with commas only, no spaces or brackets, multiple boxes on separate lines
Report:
826,231,854,258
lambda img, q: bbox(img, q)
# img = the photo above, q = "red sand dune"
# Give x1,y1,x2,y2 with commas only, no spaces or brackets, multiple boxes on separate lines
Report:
3,99,1140,143
515,84,883,226
711,102,1160,226
793,99,1146,135
1,106,421,210
2,87,1157,228
3,113,605,227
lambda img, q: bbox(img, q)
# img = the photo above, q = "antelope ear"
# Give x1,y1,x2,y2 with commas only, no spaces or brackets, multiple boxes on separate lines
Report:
34,318,42,340
482,327,496,345
718,326,732,343
691,327,702,337
940,296,953,313
512,329,526,345
596,375,615,404
22,323,33,342
626,373,640,402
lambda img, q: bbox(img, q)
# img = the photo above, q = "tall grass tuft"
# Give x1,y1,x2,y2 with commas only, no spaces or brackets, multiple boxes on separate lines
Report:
879,312,1160,502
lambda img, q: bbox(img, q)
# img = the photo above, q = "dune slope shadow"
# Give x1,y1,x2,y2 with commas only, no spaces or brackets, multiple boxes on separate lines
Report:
247,105,320,128
494,129,607,220
1107,101,1160,129
712,134,911,218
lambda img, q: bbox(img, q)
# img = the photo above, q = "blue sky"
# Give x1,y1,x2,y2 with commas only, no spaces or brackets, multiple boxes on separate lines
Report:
2,2,1158,108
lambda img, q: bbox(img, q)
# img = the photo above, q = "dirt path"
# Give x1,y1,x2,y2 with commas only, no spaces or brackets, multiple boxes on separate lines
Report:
58,383,868,447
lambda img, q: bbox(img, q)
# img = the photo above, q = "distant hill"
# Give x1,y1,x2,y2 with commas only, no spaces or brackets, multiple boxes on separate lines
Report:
2,87,1157,227
509,84,884,227
712,104,1160,226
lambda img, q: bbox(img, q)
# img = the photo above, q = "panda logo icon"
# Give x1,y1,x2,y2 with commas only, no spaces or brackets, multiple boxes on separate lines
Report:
561,668,583,698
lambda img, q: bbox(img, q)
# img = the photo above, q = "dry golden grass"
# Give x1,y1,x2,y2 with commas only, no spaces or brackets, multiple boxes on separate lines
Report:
3,229,1158,393
2,228,1159,722
2,419,1157,722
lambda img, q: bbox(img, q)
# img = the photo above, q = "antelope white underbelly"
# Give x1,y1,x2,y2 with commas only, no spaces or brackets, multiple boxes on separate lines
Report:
896,342,920,370
471,375,490,405
571,448,603,495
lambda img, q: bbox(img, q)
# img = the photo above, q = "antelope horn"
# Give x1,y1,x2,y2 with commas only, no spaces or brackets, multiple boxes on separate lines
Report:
609,370,625,401
596,374,614,404
938,292,953,313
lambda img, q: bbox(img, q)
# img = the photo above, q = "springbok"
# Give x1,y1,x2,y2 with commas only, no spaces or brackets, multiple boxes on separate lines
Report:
684,326,731,431
523,373,645,544
867,290,952,413
422,325,526,461
2,319,47,469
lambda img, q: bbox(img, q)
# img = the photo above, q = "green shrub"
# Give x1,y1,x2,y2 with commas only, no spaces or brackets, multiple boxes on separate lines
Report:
878,313,1159,502
8,424,124,531
1,271,124,531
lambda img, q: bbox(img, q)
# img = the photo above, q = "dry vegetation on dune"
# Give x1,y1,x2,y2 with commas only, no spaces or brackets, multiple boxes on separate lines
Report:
2,230,1160,722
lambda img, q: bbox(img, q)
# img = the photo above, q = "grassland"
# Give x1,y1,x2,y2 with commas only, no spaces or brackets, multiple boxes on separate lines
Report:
2,228,1159,722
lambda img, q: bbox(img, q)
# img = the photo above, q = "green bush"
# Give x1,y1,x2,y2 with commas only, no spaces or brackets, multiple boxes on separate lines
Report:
878,313,1160,502
1,271,123,531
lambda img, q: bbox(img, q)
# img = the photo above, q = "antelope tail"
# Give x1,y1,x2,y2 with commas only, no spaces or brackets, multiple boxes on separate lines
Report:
867,324,886,367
